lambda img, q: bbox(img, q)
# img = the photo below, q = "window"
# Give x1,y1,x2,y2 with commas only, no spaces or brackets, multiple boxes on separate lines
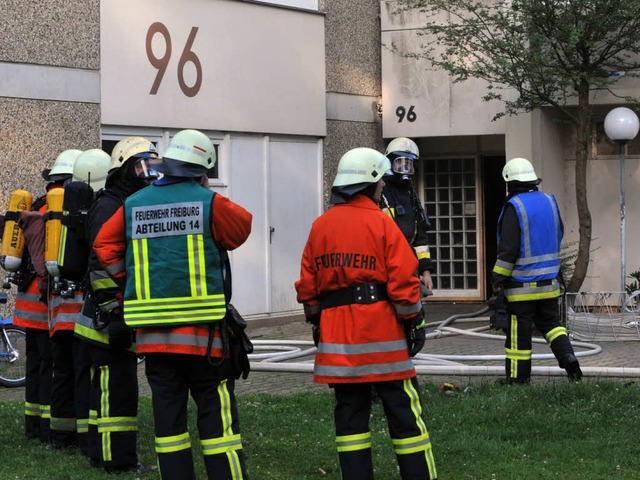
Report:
593,121,640,157
424,157,479,291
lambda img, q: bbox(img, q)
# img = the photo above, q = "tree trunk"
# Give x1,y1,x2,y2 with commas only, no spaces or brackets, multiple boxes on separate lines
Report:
566,80,592,293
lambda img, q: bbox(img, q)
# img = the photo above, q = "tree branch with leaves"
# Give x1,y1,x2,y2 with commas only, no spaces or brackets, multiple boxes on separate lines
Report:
391,0,640,291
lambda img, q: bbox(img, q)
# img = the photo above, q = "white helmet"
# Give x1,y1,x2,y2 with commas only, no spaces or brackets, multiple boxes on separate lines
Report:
72,149,111,190
333,147,390,188
157,129,216,177
42,149,82,181
385,137,419,158
502,157,539,183
385,137,419,176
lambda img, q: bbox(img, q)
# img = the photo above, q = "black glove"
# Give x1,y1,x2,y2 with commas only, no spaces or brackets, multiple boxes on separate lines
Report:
107,310,133,350
488,288,509,331
403,310,426,357
312,324,320,347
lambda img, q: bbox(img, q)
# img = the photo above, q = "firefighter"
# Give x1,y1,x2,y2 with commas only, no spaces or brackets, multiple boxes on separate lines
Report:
73,140,157,472
492,157,583,384
49,149,111,450
295,147,438,480
93,129,252,480
381,137,434,295
12,149,80,443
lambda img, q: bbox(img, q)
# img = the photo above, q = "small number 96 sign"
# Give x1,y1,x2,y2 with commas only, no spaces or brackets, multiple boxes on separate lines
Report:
146,22,202,98
396,105,417,123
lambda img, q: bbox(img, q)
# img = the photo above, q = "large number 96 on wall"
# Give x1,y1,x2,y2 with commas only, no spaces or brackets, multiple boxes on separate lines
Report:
146,22,202,98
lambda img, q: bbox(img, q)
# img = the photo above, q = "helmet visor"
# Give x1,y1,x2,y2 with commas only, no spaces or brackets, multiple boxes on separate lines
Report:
391,156,415,175
133,156,158,180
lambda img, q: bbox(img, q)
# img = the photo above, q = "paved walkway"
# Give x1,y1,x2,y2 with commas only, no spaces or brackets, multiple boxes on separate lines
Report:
2,302,640,402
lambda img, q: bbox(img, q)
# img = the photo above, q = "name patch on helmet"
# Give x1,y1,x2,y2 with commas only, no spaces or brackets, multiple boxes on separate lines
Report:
131,201,203,239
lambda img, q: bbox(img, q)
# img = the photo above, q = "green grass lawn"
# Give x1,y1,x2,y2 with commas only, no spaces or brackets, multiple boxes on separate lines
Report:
1,380,639,479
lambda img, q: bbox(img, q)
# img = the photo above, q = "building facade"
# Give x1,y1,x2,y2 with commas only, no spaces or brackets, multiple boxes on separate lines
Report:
1,0,634,320
0,0,383,319
381,0,640,301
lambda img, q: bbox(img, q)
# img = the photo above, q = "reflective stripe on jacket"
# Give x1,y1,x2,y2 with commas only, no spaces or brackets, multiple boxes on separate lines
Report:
13,279,49,330
295,194,422,384
494,191,562,301
122,182,226,328
94,179,252,357
49,290,83,334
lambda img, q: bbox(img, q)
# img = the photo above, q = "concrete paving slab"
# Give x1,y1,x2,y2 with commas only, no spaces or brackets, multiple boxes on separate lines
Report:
2,302,640,403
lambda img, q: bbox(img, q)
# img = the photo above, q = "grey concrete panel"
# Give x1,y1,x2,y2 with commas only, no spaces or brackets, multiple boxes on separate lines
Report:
323,120,383,208
327,92,381,123
0,63,100,103
0,98,100,211
0,0,99,69
322,0,381,96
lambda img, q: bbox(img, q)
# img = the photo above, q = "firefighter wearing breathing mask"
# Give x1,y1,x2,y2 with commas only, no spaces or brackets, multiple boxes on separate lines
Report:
380,137,434,296
73,138,158,473
296,147,438,480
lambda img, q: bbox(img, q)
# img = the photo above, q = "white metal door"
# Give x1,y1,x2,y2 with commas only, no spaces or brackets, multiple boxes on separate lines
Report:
268,139,322,313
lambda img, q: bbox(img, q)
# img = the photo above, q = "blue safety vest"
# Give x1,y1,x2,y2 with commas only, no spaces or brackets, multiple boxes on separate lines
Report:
122,181,226,327
496,191,562,301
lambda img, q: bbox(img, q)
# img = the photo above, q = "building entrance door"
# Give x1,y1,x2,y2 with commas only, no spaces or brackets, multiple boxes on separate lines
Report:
423,157,481,300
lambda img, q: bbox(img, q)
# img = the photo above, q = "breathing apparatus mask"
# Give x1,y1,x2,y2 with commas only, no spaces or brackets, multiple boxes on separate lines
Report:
386,152,417,186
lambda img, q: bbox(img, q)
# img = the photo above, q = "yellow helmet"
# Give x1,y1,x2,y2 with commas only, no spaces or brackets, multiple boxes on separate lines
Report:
109,137,157,174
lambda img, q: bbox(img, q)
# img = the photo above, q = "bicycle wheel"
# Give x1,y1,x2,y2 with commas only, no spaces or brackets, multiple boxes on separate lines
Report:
0,326,27,387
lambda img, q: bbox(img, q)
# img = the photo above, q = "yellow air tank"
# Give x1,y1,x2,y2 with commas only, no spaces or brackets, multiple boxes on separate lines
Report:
45,189,65,278
0,189,33,272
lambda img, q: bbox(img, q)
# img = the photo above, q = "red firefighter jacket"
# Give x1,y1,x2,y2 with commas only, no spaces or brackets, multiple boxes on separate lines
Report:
49,291,83,335
13,193,50,331
93,184,252,357
295,194,422,384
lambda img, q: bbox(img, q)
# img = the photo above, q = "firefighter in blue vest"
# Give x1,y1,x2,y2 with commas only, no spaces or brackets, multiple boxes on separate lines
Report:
492,157,582,384
74,139,157,472
93,129,253,480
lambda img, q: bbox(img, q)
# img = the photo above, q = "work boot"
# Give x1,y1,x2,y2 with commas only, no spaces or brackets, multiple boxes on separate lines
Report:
496,377,530,385
105,463,158,474
564,354,583,381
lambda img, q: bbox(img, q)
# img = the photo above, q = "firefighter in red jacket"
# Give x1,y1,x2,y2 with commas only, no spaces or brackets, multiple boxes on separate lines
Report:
94,129,252,480
74,139,157,472
295,147,438,480
12,150,79,443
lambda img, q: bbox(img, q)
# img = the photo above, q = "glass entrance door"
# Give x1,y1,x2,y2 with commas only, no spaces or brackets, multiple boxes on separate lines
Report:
423,157,481,298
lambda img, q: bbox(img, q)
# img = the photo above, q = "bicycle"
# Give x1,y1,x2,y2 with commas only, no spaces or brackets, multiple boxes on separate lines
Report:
0,292,26,387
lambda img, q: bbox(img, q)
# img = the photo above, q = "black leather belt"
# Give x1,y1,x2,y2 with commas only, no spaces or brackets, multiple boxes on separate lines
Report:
320,282,388,309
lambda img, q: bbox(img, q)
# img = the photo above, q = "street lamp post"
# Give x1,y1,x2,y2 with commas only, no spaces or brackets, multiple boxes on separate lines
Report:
604,107,640,294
